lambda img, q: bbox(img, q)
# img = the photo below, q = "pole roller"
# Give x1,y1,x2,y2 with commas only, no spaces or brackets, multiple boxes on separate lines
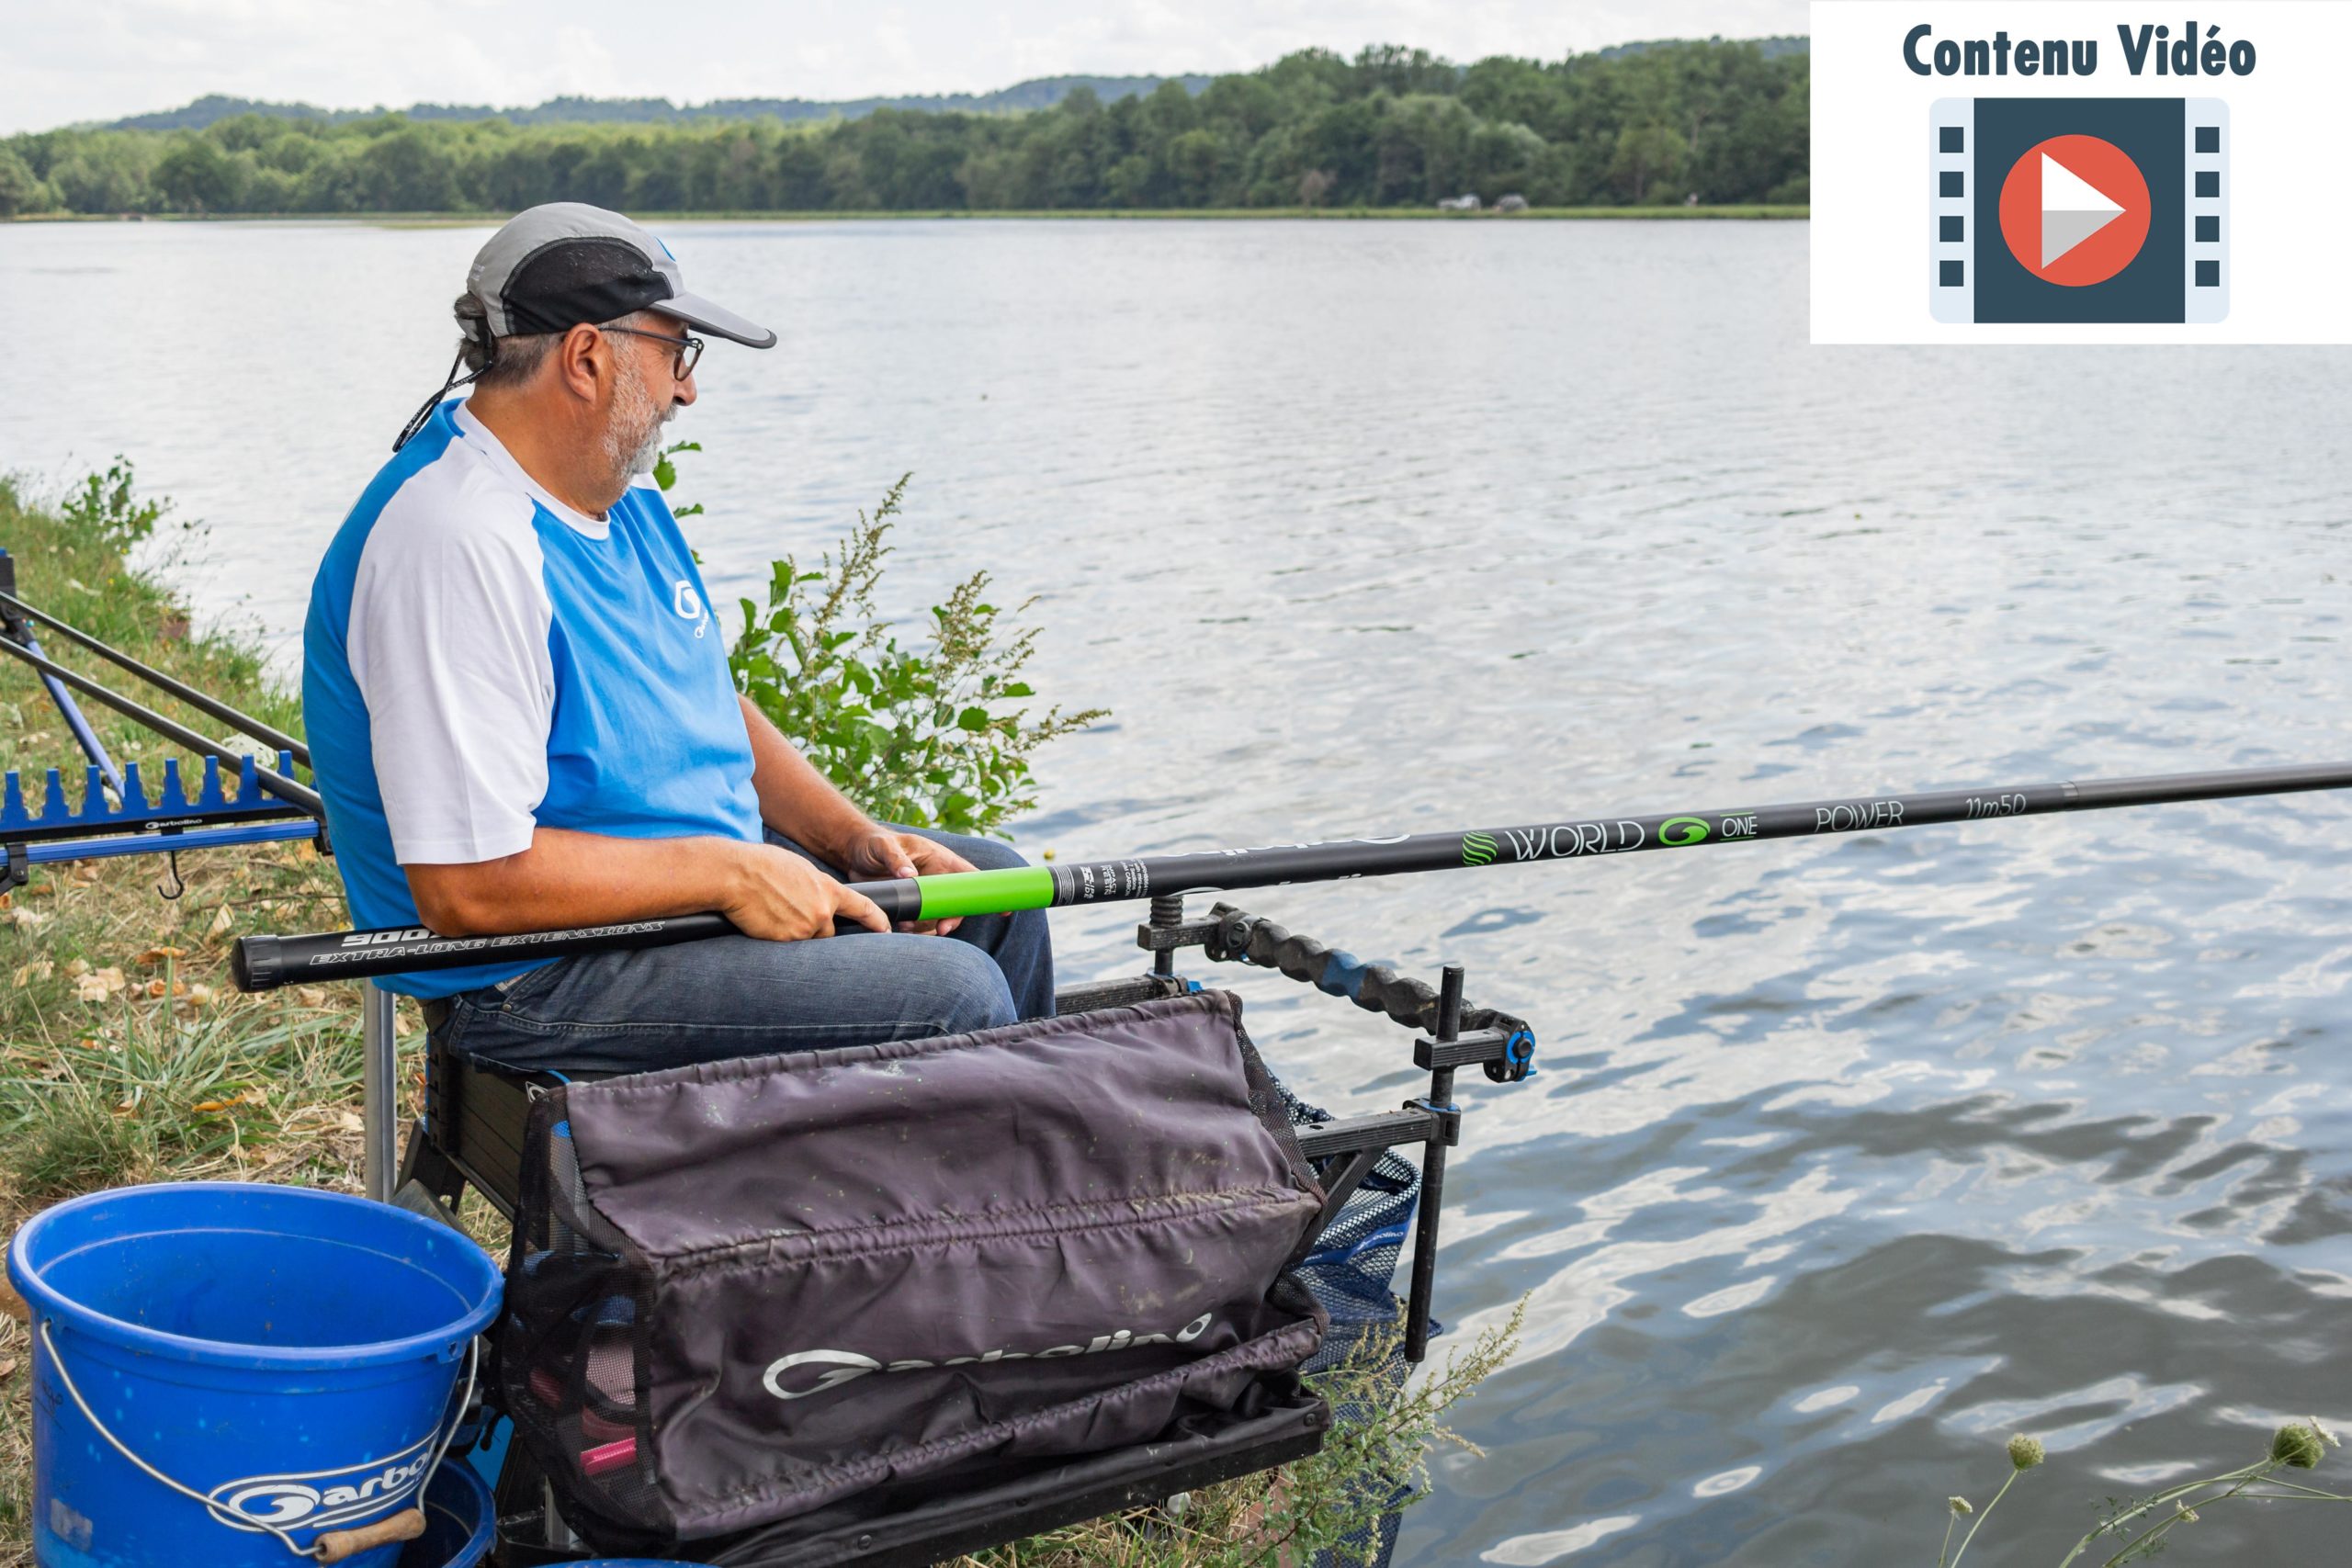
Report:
228,761,2352,990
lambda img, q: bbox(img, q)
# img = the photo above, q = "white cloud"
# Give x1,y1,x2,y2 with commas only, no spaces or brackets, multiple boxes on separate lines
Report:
0,0,1808,134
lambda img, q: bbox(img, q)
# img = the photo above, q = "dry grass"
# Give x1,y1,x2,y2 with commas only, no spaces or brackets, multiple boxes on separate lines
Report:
0,1310,22,1568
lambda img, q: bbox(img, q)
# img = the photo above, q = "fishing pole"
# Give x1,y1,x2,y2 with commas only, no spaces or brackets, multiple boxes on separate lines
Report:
230,760,2352,990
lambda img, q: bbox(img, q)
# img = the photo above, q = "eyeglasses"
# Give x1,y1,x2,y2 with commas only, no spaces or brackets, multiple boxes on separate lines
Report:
598,323,705,382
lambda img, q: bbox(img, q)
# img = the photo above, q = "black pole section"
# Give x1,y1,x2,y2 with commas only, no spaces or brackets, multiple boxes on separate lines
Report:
0,636,323,818
1006,761,2352,912
228,761,2352,989
232,912,740,991
0,591,311,767
1402,965,1463,1365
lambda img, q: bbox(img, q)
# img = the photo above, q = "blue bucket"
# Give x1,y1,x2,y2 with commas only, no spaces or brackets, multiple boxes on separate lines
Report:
9,1182,502,1568
399,1460,492,1568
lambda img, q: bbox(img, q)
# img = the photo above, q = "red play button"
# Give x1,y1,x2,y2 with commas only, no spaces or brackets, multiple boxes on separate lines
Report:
1996,134,2152,287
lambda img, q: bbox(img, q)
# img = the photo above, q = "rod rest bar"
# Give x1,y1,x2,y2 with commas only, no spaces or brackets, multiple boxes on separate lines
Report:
0,754,309,846
1293,1108,1439,1161
1134,918,1227,952
1054,973,1193,1013
1415,1027,1523,1075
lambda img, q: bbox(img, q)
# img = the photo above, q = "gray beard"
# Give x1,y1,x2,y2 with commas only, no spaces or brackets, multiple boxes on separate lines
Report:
601,359,676,491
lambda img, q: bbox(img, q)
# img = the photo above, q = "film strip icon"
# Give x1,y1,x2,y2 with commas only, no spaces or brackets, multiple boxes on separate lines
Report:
1928,99,1976,321
2186,101,2229,322
1931,97,2229,325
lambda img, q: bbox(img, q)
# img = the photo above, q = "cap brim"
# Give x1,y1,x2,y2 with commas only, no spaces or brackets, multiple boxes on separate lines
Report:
656,291,776,349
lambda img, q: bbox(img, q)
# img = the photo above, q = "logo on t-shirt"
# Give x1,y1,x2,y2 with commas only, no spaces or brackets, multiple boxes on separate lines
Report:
673,580,708,637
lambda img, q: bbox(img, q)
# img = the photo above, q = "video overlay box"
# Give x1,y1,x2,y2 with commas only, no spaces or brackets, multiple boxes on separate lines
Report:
1930,96,2229,323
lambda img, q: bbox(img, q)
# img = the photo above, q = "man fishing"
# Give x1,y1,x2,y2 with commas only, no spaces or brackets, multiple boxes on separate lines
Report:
302,202,1052,1074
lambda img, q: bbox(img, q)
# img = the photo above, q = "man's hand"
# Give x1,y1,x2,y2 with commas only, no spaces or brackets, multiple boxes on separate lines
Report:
724,842,891,942
832,827,978,935
406,829,890,943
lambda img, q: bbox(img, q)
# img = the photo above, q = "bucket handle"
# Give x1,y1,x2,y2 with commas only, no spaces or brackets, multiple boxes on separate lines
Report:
37,1317,479,1563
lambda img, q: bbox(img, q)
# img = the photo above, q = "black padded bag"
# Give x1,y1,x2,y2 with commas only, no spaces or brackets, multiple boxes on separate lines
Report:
500,990,1329,1552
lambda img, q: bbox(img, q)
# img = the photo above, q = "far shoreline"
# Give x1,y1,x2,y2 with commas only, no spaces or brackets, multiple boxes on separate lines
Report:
8,204,1810,226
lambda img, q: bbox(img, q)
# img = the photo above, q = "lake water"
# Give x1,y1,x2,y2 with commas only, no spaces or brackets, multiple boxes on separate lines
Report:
6,218,2351,1564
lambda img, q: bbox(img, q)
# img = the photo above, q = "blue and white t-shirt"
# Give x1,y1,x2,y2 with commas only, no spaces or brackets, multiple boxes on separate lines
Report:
304,399,760,998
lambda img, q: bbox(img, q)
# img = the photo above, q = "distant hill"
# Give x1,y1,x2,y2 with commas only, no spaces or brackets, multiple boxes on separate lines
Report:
1600,34,1809,61
107,40,1812,133
109,76,1218,132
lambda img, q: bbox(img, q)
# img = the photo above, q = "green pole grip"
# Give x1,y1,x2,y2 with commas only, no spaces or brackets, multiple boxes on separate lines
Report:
914,865,1056,921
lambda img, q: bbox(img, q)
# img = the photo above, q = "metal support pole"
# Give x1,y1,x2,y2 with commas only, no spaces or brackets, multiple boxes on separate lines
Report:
1404,964,1464,1364
0,556,119,796
25,818,319,866
11,630,123,799
1149,893,1185,980
361,981,400,1203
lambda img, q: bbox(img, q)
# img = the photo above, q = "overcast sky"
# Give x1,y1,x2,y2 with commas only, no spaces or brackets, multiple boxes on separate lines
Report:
0,0,1809,135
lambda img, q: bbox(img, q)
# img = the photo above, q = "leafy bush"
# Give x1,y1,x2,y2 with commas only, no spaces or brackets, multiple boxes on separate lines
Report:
655,454,1103,839
56,458,169,556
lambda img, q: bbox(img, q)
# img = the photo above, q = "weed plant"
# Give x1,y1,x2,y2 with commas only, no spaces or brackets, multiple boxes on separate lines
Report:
687,462,1107,839
1932,1420,2352,1567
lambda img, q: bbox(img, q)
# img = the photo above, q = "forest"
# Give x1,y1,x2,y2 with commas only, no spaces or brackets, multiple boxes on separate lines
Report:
0,41,1809,217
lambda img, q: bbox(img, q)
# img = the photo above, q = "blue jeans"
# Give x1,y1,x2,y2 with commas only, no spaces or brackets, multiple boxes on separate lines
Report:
431,826,1054,1076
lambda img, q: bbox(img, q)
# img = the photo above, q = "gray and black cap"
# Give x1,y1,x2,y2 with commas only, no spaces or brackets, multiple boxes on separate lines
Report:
463,202,775,349
395,202,773,450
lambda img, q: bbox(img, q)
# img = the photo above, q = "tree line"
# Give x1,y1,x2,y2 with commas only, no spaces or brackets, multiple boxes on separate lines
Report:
0,42,1808,218
111,77,1217,131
